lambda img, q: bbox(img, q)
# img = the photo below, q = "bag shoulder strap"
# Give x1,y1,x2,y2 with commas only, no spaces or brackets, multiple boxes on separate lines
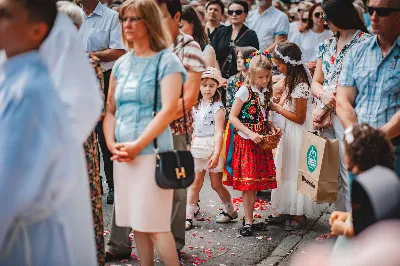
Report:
221,28,250,72
153,52,189,151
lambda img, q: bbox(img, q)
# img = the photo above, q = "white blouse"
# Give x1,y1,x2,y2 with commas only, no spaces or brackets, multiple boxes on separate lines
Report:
193,100,225,137
296,29,333,63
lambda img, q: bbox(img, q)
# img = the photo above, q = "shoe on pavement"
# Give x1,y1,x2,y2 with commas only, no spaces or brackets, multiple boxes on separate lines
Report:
104,250,130,262
185,219,193,230
238,224,254,236
216,211,238,223
107,188,114,205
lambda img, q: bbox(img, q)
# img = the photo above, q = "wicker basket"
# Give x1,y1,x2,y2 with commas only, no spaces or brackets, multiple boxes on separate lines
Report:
259,122,282,150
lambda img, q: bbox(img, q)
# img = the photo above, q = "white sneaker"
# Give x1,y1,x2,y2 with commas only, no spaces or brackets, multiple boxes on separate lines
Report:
216,211,238,223
185,219,193,230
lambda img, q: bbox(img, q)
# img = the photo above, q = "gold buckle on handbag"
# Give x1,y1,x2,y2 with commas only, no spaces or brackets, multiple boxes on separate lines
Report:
175,167,186,179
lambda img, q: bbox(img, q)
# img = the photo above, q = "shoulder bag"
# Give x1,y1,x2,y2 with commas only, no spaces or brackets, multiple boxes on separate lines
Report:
153,54,195,189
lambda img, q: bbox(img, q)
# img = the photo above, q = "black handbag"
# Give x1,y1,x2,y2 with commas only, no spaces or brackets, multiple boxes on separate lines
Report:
153,54,195,189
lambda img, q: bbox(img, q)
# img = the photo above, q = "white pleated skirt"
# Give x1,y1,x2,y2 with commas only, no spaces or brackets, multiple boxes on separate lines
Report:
113,154,174,232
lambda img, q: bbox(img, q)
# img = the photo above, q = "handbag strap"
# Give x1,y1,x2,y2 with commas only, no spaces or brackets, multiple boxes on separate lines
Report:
153,52,190,152
221,28,250,72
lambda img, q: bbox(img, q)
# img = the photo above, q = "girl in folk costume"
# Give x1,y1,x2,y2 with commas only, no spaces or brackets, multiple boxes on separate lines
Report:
186,67,237,230
226,51,277,237
269,42,325,231
225,46,258,121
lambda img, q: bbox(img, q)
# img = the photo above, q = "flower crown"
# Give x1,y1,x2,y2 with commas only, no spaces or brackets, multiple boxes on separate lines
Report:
245,50,273,69
273,45,303,66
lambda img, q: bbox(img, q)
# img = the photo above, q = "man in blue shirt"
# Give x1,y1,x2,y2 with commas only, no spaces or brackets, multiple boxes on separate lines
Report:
77,0,126,204
246,0,289,52
337,0,400,176
0,0,97,265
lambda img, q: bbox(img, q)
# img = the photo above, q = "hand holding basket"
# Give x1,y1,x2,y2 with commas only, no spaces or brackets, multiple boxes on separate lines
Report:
259,121,282,150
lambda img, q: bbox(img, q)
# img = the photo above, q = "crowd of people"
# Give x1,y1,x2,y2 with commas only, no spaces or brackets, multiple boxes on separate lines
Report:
0,0,399,265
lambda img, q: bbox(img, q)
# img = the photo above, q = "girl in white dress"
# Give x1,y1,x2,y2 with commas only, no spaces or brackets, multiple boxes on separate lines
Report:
186,67,237,230
269,42,324,231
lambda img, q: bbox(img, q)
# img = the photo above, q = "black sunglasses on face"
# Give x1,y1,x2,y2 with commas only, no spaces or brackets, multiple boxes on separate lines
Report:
314,12,324,19
289,15,296,20
228,9,244,16
367,6,400,17
302,18,308,23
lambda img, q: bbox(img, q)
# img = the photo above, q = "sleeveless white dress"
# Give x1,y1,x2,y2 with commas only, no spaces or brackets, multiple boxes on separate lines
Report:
271,82,327,215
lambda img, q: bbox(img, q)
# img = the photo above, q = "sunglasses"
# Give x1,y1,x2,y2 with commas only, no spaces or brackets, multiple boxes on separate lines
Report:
228,9,244,16
302,18,308,23
367,6,400,17
289,15,296,20
314,12,324,19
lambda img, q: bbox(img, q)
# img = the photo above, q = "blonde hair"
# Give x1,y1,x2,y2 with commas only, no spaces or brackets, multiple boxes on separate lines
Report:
57,1,83,27
246,55,273,90
119,0,171,51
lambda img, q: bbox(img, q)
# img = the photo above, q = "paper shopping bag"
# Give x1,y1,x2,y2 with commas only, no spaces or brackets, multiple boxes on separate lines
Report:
297,131,339,203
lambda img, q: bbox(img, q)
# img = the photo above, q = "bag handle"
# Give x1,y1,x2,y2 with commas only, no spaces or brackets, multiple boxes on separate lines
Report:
153,52,190,152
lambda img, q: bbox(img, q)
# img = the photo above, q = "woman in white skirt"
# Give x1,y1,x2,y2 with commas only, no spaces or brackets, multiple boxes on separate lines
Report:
103,0,187,265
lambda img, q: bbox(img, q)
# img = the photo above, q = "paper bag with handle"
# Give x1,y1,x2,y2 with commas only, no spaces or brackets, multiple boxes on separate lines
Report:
297,130,339,203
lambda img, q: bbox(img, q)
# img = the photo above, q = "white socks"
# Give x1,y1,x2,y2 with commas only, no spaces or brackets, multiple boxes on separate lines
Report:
223,200,235,215
186,203,197,220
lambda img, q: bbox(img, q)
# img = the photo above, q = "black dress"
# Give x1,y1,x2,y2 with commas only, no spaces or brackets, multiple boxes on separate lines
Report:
211,24,259,79
207,24,225,43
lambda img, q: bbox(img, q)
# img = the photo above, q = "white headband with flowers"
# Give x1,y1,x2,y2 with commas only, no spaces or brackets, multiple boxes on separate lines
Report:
274,45,303,66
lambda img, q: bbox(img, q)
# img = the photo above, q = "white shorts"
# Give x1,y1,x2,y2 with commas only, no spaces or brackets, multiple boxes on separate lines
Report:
194,156,224,173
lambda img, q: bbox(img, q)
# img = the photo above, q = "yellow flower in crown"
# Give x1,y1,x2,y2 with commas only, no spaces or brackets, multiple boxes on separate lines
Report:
245,49,273,69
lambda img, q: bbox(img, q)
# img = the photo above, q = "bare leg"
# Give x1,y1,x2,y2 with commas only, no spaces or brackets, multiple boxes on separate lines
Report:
150,232,180,266
242,190,256,225
210,172,231,203
187,171,206,205
134,231,154,266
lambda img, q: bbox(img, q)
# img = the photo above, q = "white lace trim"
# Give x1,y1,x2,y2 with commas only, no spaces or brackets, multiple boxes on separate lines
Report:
283,83,311,112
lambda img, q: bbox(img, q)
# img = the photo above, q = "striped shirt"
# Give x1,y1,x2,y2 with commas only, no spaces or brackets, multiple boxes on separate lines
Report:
338,35,400,128
169,32,207,136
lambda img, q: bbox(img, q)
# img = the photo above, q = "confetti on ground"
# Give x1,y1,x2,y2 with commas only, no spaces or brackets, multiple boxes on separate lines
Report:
254,213,262,218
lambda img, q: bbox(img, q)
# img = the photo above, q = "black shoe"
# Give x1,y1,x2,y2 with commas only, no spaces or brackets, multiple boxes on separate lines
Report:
238,224,254,236
107,188,114,205
104,250,130,262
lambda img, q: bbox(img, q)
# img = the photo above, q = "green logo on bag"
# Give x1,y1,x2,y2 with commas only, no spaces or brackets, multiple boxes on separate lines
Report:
306,145,318,173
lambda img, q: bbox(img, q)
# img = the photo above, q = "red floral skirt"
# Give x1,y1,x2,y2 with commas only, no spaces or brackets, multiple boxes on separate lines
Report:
224,134,277,191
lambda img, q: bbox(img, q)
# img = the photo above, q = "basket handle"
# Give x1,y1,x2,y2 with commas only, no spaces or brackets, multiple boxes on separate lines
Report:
266,120,278,133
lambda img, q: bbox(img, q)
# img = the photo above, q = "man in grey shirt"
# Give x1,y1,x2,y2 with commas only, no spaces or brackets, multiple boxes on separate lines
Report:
77,0,125,204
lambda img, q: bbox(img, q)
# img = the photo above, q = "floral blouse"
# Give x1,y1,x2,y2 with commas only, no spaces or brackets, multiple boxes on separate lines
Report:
317,30,371,88
225,74,245,120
